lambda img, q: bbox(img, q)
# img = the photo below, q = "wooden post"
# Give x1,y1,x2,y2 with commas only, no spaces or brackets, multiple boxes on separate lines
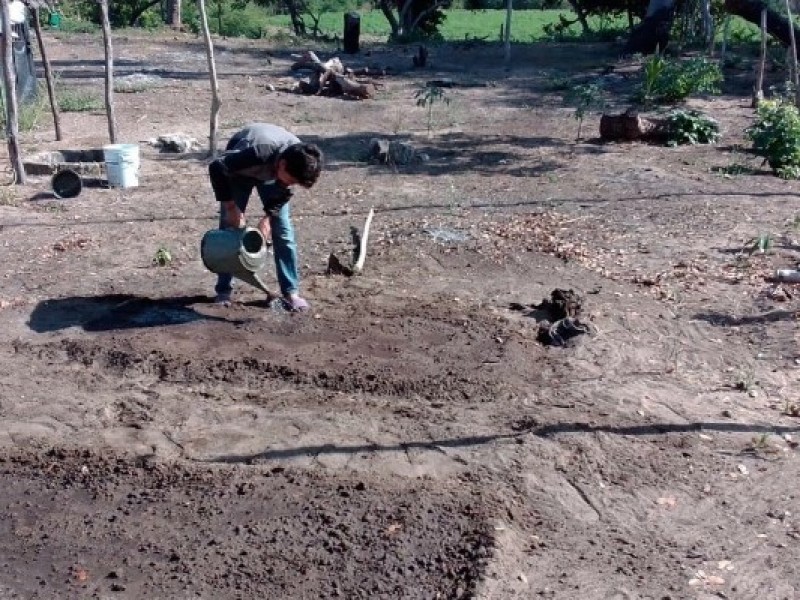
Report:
753,8,767,107
786,0,800,106
98,0,117,143
0,0,26,184
702,0,714,52
503,0,512,68
720,15,731,65
198,0,221,156
31,8,61,141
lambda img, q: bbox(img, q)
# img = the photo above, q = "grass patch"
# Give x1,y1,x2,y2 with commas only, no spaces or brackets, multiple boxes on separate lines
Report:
57,88,103,112
0,186,20,206
114,75,161,93
0,86,47,137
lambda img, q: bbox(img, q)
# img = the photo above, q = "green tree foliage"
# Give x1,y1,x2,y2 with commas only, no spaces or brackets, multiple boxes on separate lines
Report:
60,0,164,27
378,0,450,40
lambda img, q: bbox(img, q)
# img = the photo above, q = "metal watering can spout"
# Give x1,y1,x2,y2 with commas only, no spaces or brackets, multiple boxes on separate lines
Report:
200,227,273,295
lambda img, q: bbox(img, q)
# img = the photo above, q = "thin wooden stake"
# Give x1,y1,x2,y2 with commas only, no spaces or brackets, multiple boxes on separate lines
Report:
0,0,26,184
720,15,731,66
753,8,767,107
786,0,800,106
198,0,221,156
31,8,61,141
98,0,117,143
503,0,512,68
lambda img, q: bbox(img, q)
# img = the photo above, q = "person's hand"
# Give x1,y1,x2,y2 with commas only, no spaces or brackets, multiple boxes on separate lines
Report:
257,216,272,243
222,201,245,229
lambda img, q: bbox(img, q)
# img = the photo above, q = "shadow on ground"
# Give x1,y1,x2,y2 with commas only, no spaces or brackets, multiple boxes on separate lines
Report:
27,294,242,333
203,419,800,464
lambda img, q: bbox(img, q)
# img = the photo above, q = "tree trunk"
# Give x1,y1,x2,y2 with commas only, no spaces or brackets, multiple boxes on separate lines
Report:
198,0,221,156
623,0,677,55
284,0,305,35
725,0,800,56
167,0,182,28
31,8,61,141
565,0,591,34
98,0,117,143
0,0,26,184
127,0,161,27
378,0,400,39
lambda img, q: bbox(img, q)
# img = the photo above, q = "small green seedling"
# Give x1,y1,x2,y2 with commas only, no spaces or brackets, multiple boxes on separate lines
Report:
564,83,604,141
415,85,450,137
153,246,172,267
743,233,773,255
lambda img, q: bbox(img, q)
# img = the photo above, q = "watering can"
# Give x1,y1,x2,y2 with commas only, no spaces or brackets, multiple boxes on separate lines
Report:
200,227,273,295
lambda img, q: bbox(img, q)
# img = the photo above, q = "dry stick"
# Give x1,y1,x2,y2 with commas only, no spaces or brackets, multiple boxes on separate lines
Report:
753,8,767,107
0,0,26,184
786,0,800,106
197,0,221,156
352,208,375,274
98,0,117,143
31,8,61,141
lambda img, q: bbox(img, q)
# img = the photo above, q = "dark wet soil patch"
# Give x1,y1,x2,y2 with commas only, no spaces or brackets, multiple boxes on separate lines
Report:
0,450,494,599
18,301,546,402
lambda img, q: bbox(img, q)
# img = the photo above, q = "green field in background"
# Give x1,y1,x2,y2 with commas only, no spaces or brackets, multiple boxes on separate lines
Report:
263,9,626,42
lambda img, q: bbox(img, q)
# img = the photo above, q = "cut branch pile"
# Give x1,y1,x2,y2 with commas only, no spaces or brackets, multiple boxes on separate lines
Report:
290,51,379,100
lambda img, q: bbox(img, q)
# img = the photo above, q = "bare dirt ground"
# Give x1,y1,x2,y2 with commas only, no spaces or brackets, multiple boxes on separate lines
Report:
1,31,800,599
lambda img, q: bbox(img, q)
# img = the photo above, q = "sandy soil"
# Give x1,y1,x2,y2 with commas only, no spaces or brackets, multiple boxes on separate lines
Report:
1,31,800,599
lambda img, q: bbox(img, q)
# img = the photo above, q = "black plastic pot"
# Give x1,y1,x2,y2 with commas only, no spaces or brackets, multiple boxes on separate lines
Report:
51,169,82,199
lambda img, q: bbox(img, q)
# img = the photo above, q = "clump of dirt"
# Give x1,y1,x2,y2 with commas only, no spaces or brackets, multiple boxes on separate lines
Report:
511,289,591,347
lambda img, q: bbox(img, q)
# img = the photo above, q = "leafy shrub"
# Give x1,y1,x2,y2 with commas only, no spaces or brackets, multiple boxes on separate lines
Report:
746,98,800,179
664,109,720,146
636,55,723,104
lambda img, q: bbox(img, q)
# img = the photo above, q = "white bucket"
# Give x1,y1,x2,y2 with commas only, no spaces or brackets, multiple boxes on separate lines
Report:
103,143,140,188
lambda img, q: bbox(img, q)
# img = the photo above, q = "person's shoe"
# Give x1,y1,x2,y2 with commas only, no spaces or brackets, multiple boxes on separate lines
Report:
214,292,232,306
282,294,310,312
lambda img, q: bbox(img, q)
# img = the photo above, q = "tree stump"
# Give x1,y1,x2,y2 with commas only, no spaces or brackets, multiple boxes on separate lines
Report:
599,112,667,143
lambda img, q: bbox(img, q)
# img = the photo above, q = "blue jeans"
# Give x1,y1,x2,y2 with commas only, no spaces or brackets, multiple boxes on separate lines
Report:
214,181,299,297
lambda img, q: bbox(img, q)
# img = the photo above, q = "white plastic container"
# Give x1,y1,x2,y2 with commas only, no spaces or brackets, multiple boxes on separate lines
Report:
103,143,140,188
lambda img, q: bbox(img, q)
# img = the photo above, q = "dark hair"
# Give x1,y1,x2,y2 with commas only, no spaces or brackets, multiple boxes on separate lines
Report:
281,143,323,188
